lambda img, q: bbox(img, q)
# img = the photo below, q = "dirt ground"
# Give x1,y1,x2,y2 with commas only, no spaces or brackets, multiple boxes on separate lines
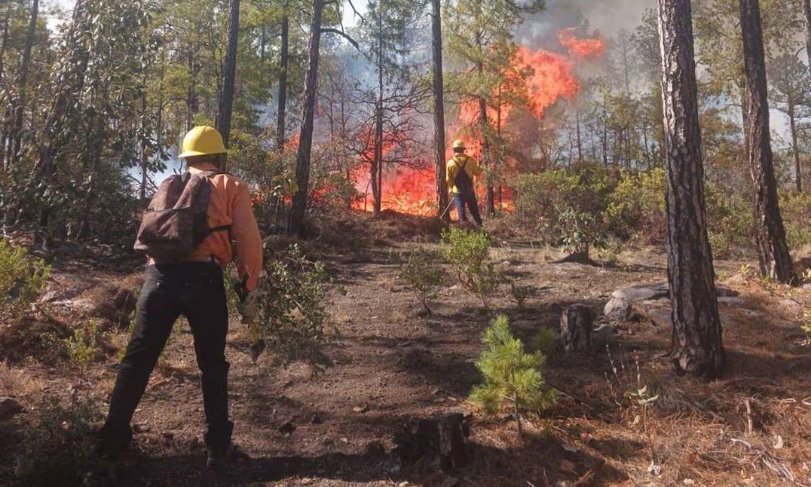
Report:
2,215,811,486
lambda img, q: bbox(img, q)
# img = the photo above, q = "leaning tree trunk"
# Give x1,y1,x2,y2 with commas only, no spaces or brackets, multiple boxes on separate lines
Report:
9,0,39,167
276,2,289,152
288,0,323,235
431,0,448,220
217,0,240,162
657,0,724,378
739,0,796,284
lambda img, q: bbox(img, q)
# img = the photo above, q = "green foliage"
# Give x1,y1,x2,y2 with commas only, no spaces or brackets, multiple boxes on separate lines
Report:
440,227,499,307
470,315,556,434
0,240,50,320
509,281,532,309
606,168,666,243
515,165,612,258
64,321,100,371
780,191,811,250
400,249,444,315
14,396,104,486
533,326,557,355
252,243,331,367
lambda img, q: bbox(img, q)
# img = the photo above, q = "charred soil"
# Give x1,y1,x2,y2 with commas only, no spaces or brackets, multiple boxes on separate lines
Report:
1,218,810,486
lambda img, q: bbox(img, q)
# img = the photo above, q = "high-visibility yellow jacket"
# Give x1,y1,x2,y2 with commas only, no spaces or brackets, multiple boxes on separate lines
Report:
446,154,482,195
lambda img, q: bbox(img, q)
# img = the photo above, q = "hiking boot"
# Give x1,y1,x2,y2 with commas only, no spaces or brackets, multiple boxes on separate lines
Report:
206,443,247,470
96,422,133,460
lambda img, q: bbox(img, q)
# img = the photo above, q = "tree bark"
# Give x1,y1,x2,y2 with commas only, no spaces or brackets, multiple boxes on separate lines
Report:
803,0,811,80
9,0,39,167
739,0,796,284
657,0,724,378
288,0,323,235
788,103,802,192
276,3,289,152
431,0,448,220
217,0,240,157
372,10,383,216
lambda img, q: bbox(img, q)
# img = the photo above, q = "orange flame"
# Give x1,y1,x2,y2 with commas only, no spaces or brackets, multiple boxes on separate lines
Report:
346,28,603,217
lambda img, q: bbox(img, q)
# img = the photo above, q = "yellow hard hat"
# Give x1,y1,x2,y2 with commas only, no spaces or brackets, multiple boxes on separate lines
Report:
178,126,227,159
452,139,466,150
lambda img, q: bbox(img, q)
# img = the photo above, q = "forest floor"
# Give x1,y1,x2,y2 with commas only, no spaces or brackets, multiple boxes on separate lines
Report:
2,212,811,486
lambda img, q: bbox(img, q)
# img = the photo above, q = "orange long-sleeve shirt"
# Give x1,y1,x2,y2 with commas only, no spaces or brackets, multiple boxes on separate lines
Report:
148,163,263,291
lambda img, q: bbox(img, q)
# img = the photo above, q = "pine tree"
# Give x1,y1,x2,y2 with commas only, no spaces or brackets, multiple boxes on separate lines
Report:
470,314,555,435
658,0,724,378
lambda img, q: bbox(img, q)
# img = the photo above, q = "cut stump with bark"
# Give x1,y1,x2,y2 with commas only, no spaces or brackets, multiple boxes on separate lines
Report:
394,412,471,472
561,304,594,353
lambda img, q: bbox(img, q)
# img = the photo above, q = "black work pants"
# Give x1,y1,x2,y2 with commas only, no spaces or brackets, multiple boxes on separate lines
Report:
453,191,483,226
105,262,232,452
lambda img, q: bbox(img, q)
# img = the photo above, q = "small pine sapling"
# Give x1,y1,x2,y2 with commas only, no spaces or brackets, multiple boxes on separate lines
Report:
470,315,556,435
400,249,444,315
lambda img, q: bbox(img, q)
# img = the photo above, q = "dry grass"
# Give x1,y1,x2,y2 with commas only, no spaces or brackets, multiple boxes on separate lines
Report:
0,360,42,398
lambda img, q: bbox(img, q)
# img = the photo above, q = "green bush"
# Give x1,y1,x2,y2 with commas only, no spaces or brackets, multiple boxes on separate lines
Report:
533,326,557,355
400,248,444,315
606,168,666,243
65,321,101,371
780,191,811,250
705,187,752,258
440,227,499,307
14,396,104,487
0,239,50,320
470,315,556,434
252,243,331,367
514,165,612,259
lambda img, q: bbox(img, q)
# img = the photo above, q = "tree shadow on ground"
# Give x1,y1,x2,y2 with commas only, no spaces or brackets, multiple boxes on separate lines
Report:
111,422,630,487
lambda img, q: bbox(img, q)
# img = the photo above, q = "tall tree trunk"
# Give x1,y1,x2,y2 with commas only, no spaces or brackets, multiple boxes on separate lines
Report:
431,0,448,220
788,103,802,193
288,0,323,235
740,0,796,284
477,91,493,216
372,11,383,216
803,0,811,79
657,0,724,378
9,0,39,167
217,0,240,159
276,2,289,151
0,15,9,85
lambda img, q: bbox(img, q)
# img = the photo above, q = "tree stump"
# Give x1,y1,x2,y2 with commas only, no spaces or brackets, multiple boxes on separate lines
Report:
561,304,594,353
394,412,471,472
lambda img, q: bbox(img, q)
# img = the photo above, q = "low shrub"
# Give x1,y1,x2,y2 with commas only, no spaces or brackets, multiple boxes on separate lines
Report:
400,248,444,315
0,239,50,320
514,165,612,259
440,227,499,307
14,396,104,487
251,243,331,367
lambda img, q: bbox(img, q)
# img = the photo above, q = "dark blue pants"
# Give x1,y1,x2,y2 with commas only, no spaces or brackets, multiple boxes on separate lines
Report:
453,192,482,226
105,262,232,453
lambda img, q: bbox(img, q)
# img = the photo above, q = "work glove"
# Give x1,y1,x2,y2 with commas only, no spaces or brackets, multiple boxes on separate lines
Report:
234,276,265,363
234,278,259,323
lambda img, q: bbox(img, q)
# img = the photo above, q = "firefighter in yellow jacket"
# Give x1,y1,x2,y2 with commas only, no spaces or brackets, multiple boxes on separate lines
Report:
446,139,483,226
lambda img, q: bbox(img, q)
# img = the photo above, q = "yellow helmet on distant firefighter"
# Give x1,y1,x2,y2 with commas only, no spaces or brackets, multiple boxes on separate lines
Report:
178,126,227,159
452,139,466,151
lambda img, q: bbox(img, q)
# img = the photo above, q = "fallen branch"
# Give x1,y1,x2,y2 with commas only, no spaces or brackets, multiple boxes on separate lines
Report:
730,437,809,487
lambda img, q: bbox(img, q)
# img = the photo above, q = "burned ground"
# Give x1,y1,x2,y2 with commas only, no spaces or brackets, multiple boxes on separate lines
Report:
1,217,810,486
